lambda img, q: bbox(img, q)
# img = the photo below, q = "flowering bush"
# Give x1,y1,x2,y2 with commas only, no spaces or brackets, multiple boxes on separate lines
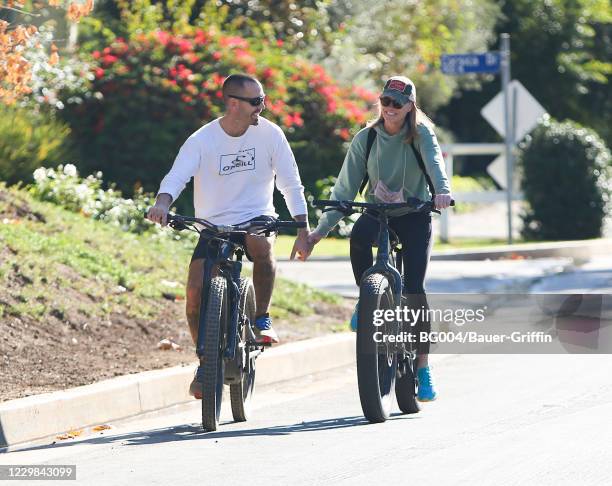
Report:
29,164,191,240
59,28,377,214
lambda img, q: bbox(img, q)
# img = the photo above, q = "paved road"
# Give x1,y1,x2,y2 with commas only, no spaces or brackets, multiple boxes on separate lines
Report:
276,256,585,297
4,353,612,485
3,257,611,484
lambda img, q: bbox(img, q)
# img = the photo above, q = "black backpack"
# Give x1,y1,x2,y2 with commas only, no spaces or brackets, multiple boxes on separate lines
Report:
358,127,436,198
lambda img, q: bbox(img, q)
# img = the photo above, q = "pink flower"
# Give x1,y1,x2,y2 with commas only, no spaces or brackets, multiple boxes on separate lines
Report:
194,30,208,45
178,39,192,54
102,55,119,65
156,31,171,46
292,112,304,127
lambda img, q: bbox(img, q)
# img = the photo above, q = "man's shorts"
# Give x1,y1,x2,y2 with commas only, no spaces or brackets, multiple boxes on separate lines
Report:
190,215,276,263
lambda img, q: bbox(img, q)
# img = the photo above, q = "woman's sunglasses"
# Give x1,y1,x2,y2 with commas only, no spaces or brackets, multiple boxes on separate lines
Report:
379,96,405,109
228,94,266,106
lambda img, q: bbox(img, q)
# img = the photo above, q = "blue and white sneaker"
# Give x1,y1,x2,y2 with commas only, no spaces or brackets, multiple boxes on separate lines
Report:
417,366,437,402
254,313,279,344
350,303,358,332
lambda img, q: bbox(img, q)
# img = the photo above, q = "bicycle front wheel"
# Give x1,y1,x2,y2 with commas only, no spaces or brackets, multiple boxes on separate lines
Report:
356,273,397,423
201,276,228,432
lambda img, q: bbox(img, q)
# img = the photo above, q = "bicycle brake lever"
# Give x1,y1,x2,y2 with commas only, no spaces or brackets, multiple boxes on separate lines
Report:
168,220,187,231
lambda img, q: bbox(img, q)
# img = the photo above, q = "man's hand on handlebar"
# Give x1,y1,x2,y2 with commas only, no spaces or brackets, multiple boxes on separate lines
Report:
146,193,172,226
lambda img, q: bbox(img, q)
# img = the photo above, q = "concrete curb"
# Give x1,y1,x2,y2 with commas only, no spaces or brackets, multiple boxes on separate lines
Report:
430,238,612,261
0,333,355,448
276,239,612,262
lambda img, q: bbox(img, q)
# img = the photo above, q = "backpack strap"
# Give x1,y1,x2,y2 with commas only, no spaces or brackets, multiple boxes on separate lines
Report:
410,142,436,198
358,128,377,195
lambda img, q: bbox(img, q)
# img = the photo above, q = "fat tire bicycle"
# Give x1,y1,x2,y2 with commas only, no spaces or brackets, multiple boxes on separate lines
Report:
166,214,306,431
313,197,453,423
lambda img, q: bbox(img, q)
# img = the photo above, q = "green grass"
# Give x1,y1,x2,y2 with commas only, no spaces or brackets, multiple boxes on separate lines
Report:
274,235,523,259
0,186,340,323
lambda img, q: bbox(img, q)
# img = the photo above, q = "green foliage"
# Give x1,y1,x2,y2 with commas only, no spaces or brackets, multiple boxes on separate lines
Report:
0,105,73,186
439,0,612,149
519,116,612,240
28,164,185,238
504,0,612,145
316,0,501,112
82,0,341,52
59,29,376,212
0,184,340,322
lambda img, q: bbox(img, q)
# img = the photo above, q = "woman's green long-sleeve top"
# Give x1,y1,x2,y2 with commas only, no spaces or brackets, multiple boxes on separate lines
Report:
315,122,451,237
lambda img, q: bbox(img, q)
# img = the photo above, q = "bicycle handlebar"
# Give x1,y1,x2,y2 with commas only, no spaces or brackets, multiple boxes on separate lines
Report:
148,212,306,234
312,197,454,214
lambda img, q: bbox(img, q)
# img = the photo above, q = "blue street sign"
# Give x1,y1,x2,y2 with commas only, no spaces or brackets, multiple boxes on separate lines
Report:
441,52,501,75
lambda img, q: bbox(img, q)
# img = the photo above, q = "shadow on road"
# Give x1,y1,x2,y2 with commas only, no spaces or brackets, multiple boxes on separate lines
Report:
6,413,419,453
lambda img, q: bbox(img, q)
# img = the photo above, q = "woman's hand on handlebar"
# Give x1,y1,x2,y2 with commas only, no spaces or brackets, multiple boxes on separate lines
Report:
434,194,453,210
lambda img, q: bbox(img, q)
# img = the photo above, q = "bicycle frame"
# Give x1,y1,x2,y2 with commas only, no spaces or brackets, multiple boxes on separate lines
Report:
360,210,403,311
196,235,245,362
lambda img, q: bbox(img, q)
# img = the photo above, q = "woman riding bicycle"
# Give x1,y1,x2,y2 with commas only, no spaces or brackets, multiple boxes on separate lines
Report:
307,76,453,402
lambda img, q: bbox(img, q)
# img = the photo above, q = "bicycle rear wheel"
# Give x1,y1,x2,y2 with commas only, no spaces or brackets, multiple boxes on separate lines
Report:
395,353,420,414
201,276,227,432
356,273,397,423
230,277,257,422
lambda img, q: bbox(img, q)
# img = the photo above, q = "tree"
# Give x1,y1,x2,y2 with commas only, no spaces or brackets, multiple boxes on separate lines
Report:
313,0,501,112
0,0,93,104
437,0,612,149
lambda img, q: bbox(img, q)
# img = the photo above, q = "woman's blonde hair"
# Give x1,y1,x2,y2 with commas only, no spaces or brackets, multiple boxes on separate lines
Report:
367,100,434,144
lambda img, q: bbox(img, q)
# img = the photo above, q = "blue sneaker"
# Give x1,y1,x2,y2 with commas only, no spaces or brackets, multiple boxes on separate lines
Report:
254,313,279,344
350,303,358,332
417,366,437,402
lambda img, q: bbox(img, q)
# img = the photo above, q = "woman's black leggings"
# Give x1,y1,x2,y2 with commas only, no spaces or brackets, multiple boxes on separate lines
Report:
350,210,433,354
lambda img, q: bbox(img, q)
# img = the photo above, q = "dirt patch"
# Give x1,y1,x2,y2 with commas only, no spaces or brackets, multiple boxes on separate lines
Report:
0,279,353,403
0,189,46,223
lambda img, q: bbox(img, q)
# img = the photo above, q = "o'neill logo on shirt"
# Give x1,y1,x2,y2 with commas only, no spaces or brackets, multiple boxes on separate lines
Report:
219,148,256,175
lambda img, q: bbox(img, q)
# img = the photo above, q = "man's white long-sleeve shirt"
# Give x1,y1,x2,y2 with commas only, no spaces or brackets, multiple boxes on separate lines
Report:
157,117,307,225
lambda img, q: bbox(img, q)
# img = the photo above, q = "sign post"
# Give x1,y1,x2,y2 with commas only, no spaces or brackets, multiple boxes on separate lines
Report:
501,33,513,244
440,38,547,243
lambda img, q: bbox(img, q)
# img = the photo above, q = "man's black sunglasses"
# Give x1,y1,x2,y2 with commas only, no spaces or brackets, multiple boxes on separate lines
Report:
379,96,405,109
228,94,265,106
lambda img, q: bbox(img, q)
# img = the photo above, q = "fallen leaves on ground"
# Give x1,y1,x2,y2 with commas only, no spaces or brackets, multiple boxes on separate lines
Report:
56,429,83,440
157,338,183,351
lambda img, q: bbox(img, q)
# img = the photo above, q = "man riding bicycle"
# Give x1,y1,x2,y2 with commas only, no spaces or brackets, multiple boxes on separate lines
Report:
147,73,311,398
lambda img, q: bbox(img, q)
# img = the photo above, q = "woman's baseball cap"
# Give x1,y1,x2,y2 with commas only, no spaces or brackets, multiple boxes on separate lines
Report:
381,76,416,105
